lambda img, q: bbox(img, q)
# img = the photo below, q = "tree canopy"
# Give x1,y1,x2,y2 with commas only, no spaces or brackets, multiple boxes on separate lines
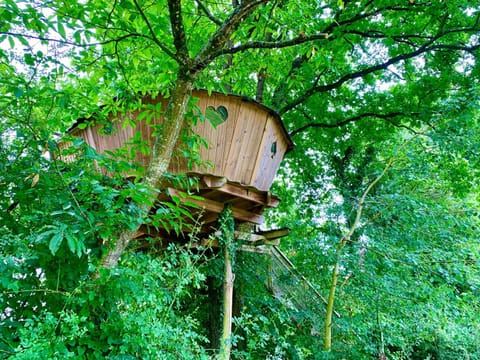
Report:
1,0,479,358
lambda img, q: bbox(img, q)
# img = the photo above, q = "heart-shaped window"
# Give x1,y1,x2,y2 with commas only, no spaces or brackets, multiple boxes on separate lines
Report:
205,105,228,128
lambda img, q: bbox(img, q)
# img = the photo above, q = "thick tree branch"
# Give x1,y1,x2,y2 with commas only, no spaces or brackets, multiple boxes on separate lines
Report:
272,53,310,109
100,74,195,270
290,112,420,136
0,31,144,48
215,32,330,58
168,0,190,64
255,67,267,102
278,34,479,115
191,0,271,73
255,31,273,102
195,0,223,26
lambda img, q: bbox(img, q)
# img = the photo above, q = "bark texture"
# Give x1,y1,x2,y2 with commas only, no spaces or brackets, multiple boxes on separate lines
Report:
100,76,194,270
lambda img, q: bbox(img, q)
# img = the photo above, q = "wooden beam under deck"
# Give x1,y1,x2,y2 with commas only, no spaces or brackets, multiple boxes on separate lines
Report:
167,187,265,225
198,175,280,208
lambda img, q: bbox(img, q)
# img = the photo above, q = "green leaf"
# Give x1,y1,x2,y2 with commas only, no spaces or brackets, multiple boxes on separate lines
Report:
13,88,23,98
73,30,82,43
73,137,84,147
8,36,14,49
49,232,64,255
65,232,77,254
137,109,152,122
18,35,29,46
177,207,195,221
57,20,66,38
24,53,35,65
84,146,101,160
183,201,200,209
216,106,228,121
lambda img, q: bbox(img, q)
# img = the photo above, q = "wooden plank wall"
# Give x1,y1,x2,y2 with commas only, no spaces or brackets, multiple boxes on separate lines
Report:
224,100,266,186
67,91,292,192
250,114,289,190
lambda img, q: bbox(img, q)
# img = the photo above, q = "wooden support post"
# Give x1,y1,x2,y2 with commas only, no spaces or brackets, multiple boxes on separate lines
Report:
220,244,234,360
218,204,235,360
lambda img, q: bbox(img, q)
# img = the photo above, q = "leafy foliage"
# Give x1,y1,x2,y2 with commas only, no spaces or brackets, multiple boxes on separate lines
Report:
269,94,480,358
1,0,480,358
5,249,209,359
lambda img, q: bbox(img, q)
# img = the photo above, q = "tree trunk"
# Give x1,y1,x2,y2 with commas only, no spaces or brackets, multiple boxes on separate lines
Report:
323,157,394,351
99,75,194,270
143,76,194,190
324,260,340,351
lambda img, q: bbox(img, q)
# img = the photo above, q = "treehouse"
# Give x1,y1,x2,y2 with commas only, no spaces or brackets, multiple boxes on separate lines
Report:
66,90,294,238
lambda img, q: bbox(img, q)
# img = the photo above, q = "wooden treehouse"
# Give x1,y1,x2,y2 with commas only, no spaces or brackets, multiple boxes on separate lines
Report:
66,90,294,245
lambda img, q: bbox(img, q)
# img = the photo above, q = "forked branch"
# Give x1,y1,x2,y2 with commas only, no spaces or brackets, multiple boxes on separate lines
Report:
192,0,271,72
324,156,395,352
